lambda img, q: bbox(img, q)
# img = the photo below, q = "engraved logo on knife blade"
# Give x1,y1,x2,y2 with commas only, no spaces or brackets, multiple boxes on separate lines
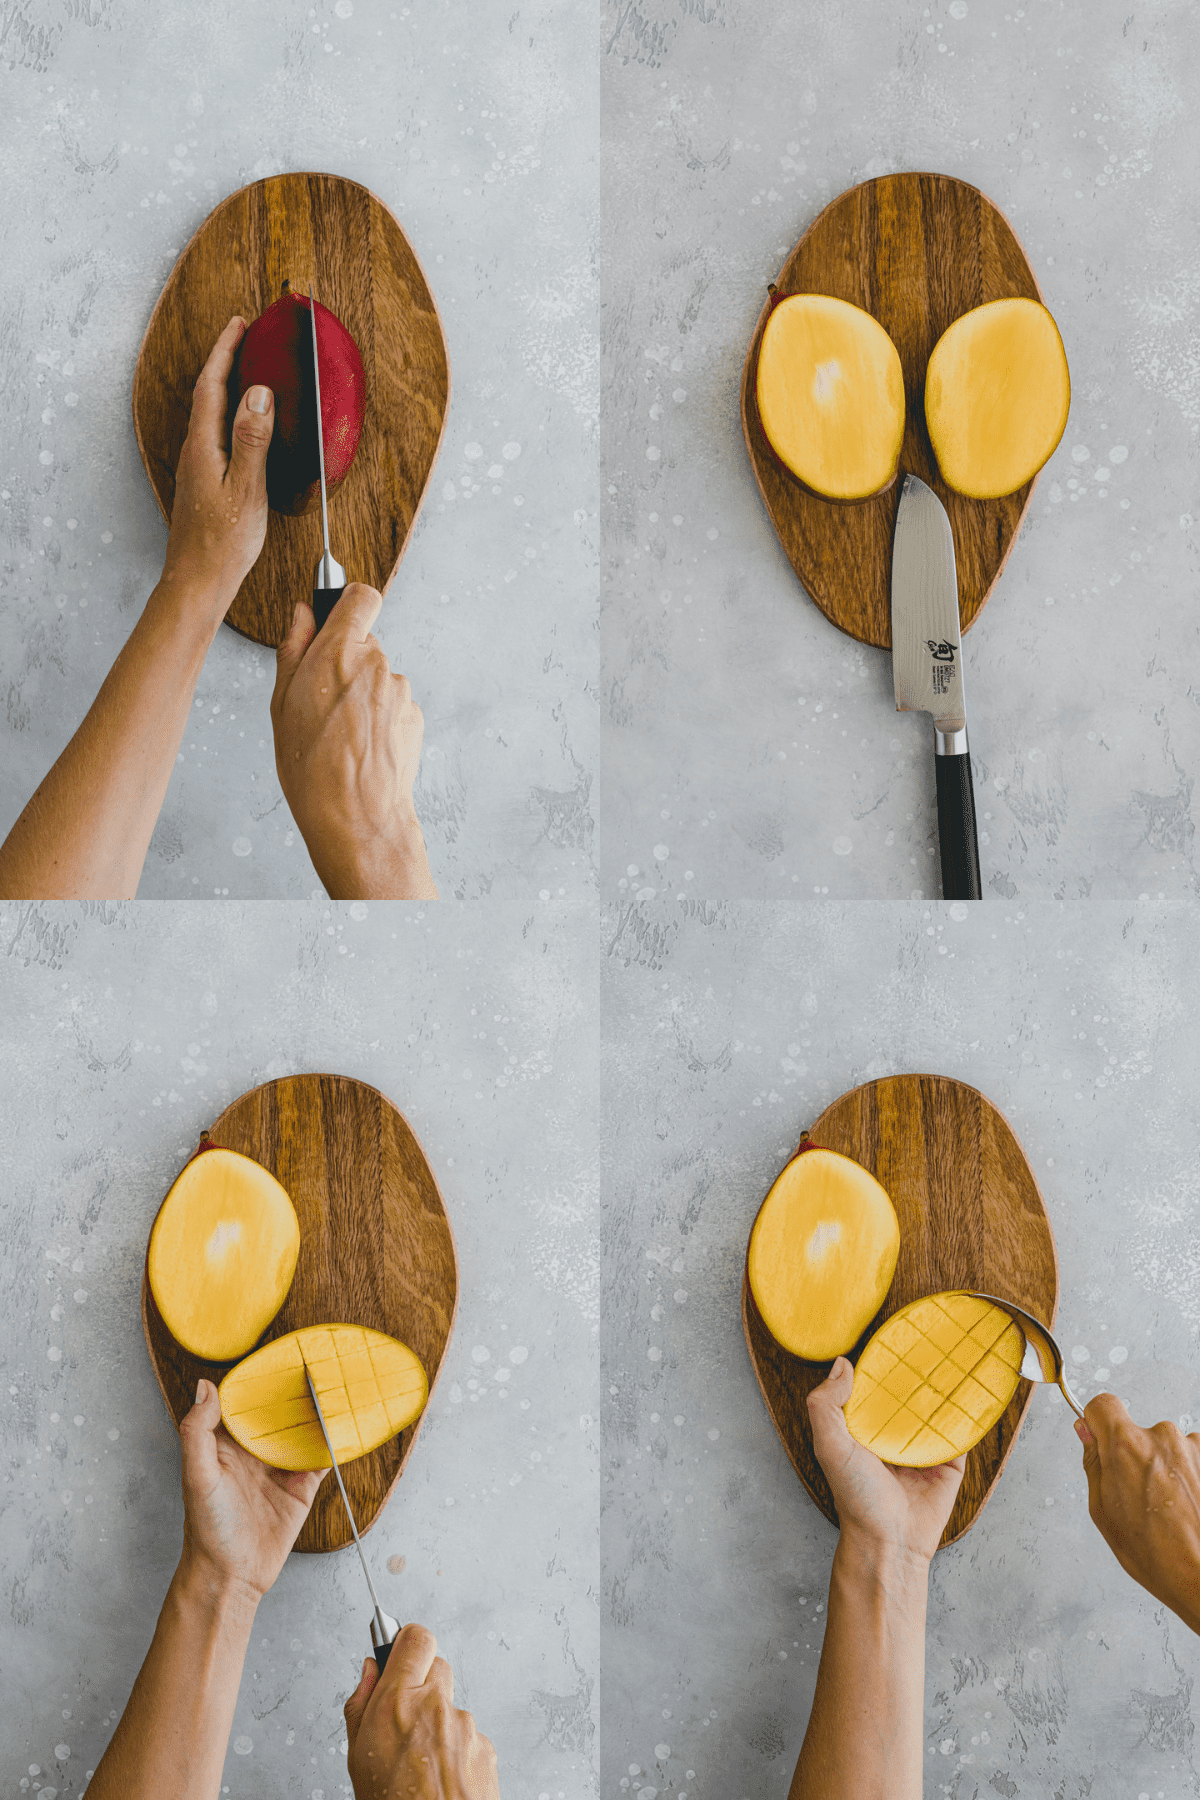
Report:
925,640,958,696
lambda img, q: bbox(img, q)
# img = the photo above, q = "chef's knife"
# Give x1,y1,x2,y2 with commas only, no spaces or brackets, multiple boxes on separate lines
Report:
891,473,981,901
304,1364,400,1671
308,281,346,631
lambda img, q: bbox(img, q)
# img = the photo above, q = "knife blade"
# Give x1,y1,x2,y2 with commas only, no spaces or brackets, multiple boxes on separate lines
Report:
891,473,982,901
308,281,346,631
304,1364,400,1671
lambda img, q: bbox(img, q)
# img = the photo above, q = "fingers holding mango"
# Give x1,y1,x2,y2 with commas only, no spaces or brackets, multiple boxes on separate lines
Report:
808,1358,965,1566
162,315,275,622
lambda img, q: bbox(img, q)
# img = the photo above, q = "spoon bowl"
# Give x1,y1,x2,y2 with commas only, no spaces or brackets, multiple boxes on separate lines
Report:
970,1292,1084,1418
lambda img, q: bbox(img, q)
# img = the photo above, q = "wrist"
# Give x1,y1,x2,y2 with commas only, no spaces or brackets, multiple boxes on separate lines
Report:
308,803,436,900
174,1545,262,1630
834,1527,933,1598
151,566,235,644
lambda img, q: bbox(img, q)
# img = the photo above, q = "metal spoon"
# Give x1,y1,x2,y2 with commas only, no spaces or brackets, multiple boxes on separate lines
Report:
969,1292,1084,1418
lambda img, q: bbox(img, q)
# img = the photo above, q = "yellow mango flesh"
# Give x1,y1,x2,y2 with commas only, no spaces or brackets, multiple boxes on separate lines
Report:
219,1323,428,1471
845,1291,1023,1466
756,294,905,500
747,1145,901,1359
924,297,1070,498
148,1146,300,1361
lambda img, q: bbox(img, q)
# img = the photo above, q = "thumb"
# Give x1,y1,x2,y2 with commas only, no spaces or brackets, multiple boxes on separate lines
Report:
227,384,275,493
806,1355,855,1456
179,1377,223,1499
343,1655,379,1749
809,1355,855,1414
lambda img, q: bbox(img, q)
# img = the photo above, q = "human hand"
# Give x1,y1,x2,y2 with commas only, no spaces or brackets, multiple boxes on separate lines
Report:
159,316,274,626
1076,1394,1200,1633
344,1624,499,1799
178,1379,325,1602
808,1357,965,1566
271,585,437,899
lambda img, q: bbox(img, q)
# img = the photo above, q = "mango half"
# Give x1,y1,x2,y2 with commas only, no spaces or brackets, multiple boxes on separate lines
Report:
755,293,905,501
924,297,1070,498
219,1323,428,1471
147,1143,300,1362
845,1291,1024,1467
747,1140,901,1360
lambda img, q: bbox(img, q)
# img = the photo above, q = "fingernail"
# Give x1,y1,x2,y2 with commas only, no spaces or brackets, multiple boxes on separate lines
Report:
195,1379,205,1403
247,385,272,414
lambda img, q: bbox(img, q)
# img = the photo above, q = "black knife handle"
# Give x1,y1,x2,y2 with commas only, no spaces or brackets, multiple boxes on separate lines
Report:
312,585,345,632
935,748,982,901
374,1636,393,1674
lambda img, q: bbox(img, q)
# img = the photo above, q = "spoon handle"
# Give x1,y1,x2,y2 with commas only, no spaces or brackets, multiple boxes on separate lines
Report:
1059,1377,1085,1420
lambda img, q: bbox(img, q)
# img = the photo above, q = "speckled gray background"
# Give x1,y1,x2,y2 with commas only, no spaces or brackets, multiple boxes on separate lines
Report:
602,894,1200,1800
1,0,597,899
0,898,598,1797
600,0,1200,903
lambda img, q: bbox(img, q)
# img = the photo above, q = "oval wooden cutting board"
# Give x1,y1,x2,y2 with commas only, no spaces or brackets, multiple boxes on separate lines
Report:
740,173,1049,649
741,1074,1059,1547
132,172,450,647
142,1074,458,1554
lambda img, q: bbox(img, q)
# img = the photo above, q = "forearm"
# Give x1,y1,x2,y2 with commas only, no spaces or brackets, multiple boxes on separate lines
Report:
86,1552,257,1800
0,577,220,899
789,1532,931,1800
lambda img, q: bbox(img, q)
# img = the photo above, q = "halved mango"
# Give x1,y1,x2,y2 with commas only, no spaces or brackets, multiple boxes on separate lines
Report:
756,293,905,500
219,1323,428,1471
845,1291,1024,1466
747,1140,900,1359
147,1144,300,1362
924,297,1070,498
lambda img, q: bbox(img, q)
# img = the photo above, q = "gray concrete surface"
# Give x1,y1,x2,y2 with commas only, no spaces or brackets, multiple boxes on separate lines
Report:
0,898,598,1797
600,0,1200,902
601,893,1200,1800
1,0,597,899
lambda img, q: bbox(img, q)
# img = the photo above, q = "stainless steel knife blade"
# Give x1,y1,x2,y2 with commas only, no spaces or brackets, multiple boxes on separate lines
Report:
891,472,982,899
304,1364,399,1666
308,281,346,626
891,472,967,735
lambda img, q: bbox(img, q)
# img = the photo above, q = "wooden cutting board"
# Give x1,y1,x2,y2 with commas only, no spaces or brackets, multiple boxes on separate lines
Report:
142,1074,457,1554
132,172,450,648
740,173,1047,649
741,1074,1059,1547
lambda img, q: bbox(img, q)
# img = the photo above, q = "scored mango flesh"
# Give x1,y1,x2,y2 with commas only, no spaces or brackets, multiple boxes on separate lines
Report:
747,1145,900,1359
924,297,1070,499
219,1324,428,1471
148,1146,300,1362
845,1292,1024,1467
756,293,905,500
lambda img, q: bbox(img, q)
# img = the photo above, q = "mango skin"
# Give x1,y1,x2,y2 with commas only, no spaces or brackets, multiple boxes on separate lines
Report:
229,287,366,516
747,1140,900,1360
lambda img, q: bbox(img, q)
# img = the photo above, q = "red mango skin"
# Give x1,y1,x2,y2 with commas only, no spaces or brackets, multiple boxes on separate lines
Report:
229,285,366,517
